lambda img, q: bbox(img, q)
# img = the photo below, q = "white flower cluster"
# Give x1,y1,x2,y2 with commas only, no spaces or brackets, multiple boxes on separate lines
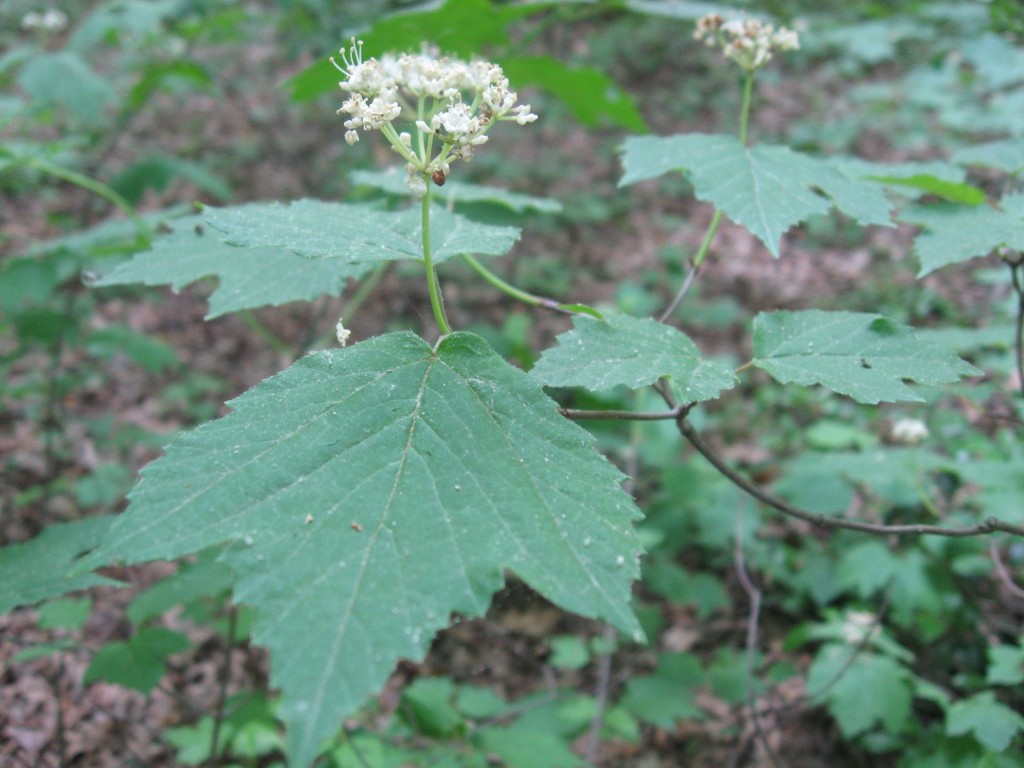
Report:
21,8,68,31
332,40,537,196
694,13,800,72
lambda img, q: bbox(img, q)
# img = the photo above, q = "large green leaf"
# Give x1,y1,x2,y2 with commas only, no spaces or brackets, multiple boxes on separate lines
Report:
92,214,373,319
0,515,120,614
502,55,646,132
619,134,893,256
530,312,736,402
206,199,521,263
78,331,642,767
902,195,1024,276
752,310,980,404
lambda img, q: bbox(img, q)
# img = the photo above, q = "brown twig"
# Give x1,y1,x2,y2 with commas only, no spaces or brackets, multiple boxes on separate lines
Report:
659,259,702,323
207,605,238,768
1009,261,1024,401
676,418,1024,539
730,510,789,768
989,540,1024,601
560,403,692,422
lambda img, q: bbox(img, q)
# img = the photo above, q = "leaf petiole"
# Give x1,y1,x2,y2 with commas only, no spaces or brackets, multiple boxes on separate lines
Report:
421,190,452,335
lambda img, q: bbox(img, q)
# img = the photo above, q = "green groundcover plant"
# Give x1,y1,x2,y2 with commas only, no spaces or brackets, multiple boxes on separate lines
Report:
2,1,1023,766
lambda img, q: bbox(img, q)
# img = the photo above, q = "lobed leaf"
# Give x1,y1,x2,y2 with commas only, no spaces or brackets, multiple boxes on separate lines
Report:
946,692,1024,753
808,646,913,737
0,515,120,614
902,195,1024,276
752,310,980,404
77,331,642,767
530,312,736,402
84,626,191,693
619,134,893,256
206,199,521,263
92,214,372,319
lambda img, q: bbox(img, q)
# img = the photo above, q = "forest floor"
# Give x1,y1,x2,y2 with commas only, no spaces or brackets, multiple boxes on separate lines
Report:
0,8,1004,768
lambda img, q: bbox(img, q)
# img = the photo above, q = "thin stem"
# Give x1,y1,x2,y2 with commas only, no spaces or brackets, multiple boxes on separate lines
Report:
460,253,574,313
731,512,788,768
53,655,68,768
23,155,148,235
738,72,755,146
583,624,618,766
676,417,1024,538
658,256,702,323
207,606,238,768
421,191,451,335
659,73,754,323
990,541,1024,601
1010,262,1024,400
238,310,292,355
560,404,691,422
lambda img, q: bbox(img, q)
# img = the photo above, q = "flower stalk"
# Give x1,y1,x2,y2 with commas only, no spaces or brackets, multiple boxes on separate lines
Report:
421,190,451,335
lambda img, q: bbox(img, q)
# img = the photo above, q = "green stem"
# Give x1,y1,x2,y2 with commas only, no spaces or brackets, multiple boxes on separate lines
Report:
421,191,452,335
690,209,723,271
24,156,148,235
738,71,755,147
461,253,587,314
661,70,757,320
239,310,292,355
461,253,541,307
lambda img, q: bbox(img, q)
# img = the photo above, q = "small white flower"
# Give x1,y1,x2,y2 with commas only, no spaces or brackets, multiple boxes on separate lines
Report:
335,318,351,347
407,173,427,198
892,418,929,444
437,99,474,134
512,104,538,125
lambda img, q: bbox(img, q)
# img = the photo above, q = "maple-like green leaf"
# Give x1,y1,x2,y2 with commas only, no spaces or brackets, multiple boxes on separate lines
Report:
84,626,191,693
206,199,521,263
77,331,641,767
619,134,893,256
752,310,980,404
808,645,913,737
0,515,119,614
946,692,1024,752
620,652,704,728
92,214,373,319
530,313,736,402
902,195,1024,276
350,170,563,213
